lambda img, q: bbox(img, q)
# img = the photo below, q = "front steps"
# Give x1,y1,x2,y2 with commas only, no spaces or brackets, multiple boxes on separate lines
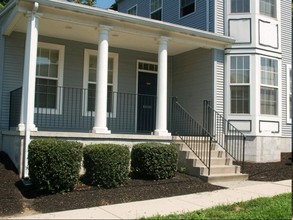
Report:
176,140,248,183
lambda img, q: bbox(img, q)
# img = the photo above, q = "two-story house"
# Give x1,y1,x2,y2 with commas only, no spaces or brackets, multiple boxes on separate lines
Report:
0,0,291,180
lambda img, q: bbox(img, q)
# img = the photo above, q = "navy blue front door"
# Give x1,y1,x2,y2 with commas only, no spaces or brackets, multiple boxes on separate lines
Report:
137,72,157,133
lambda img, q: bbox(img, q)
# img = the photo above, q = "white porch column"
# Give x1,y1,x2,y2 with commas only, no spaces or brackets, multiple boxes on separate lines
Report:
92,25,111,134
154,37,171,136
18,4,39,132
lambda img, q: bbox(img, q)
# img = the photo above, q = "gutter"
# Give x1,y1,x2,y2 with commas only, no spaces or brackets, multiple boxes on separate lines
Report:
23,0,235,45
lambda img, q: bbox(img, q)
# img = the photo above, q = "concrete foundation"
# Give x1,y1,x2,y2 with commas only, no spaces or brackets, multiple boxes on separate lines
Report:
245,136,291,162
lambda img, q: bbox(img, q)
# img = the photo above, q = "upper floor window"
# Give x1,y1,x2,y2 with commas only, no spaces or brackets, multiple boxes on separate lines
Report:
35,42,64,114
128,5,137,15
230,56,250,114
260,57,278,115
150,0,162,20
260,0,276,18
180,0,195,18
231,0,250,13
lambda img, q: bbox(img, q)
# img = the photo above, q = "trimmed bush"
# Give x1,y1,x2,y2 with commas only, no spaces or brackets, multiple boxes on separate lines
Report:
28,139,83,194
131,143,178,180
83,144,130,188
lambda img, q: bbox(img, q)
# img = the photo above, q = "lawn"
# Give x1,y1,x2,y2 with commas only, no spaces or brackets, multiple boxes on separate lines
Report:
146,193,292,220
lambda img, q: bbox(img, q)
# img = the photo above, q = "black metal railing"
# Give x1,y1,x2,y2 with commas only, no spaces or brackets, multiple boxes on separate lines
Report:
10,86,170,134
170,98,213,175
203,100,245,168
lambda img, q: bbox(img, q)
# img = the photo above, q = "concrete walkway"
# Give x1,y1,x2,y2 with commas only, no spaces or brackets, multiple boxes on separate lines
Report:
8,179,291,219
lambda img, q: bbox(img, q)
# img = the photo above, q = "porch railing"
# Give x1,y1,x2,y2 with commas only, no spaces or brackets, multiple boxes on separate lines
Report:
9,86,174,134
203,100,245,169
170,98,213,175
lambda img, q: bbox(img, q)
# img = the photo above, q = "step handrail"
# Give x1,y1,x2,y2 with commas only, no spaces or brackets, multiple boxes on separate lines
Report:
170,98,213,175
203,100,245,170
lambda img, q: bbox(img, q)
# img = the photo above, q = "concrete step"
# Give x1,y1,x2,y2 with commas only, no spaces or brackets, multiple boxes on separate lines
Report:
179,150,225,159
185,157,232,167
187,165,241,176
175,142,218,151
201,173,249,183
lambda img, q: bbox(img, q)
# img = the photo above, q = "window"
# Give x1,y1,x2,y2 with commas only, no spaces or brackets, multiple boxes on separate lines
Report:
230,56,250,114
83,49,118,116
35,43,64,114
260,0,276,18
231,0,250,13
287,65,292,123
150,0,162,20
260,57,278,115
128,5,137,15
180,0,195,18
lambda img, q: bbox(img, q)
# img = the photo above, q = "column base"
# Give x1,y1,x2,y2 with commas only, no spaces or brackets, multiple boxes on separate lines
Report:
154,129,171,136
17,123,38,132
92,127,111,134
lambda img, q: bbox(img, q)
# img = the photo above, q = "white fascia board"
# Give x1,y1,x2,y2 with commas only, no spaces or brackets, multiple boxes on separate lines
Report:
23,0,235,46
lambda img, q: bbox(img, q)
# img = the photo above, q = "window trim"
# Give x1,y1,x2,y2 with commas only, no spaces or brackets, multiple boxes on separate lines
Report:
260,57,279,116
127,4,137,15
179,0,196,19
229,55,251,114
35,42,65,115
82,49,119,117
150,0,162,20
287,64,292,124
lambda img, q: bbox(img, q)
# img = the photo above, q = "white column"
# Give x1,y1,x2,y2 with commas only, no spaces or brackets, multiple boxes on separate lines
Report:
154,37,171,136
18,5,39,132
92,25,111,134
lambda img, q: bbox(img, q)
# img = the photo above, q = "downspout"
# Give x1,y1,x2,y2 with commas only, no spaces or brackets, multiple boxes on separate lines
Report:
206,0,209,31
23,1,39,180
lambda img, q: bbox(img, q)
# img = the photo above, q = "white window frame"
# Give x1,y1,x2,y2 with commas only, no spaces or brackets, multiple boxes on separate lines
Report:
82,49,118,117
35,42,65,115
231,0,250,13
259,0,276,18
179,0,196,18
128,5,137,15
287,64,292,124
260,57,278,115
229,56,250,114
150,0,162,20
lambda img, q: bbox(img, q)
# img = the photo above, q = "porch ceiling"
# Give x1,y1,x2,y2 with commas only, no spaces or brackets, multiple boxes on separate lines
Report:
2,0,235,56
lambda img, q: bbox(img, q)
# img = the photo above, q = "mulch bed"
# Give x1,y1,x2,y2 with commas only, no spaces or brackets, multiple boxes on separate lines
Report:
0,151,292,217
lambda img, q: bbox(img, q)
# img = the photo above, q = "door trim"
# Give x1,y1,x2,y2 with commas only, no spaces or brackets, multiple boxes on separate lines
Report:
135,60,158,133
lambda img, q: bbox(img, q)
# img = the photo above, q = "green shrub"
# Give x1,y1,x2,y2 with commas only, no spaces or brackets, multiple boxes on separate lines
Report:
28,139,83,194
83,144,130,188
131,143,178,180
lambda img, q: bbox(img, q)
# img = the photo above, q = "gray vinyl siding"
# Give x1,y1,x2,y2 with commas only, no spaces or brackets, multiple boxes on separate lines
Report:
172,48,213,123
118,0,215,32
214,49,225,115
1,32,25,130
280,0,292,137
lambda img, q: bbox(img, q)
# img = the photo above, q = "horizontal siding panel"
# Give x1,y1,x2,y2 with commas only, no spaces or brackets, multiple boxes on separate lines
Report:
280,0,292,137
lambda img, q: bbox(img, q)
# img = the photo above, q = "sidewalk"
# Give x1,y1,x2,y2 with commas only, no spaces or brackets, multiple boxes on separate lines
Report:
9,179,291,219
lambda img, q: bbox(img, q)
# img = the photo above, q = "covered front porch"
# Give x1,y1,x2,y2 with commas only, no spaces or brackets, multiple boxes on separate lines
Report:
2,0,234,136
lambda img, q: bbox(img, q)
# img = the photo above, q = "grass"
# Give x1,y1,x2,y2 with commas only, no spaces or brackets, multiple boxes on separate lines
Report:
145,193,292,220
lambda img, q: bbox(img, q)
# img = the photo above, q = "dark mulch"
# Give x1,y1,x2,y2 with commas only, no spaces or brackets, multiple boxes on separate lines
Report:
0,151,292,217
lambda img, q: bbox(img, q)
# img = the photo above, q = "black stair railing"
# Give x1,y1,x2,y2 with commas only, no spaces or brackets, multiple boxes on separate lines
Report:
203,100,245,170
170,98,213,175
